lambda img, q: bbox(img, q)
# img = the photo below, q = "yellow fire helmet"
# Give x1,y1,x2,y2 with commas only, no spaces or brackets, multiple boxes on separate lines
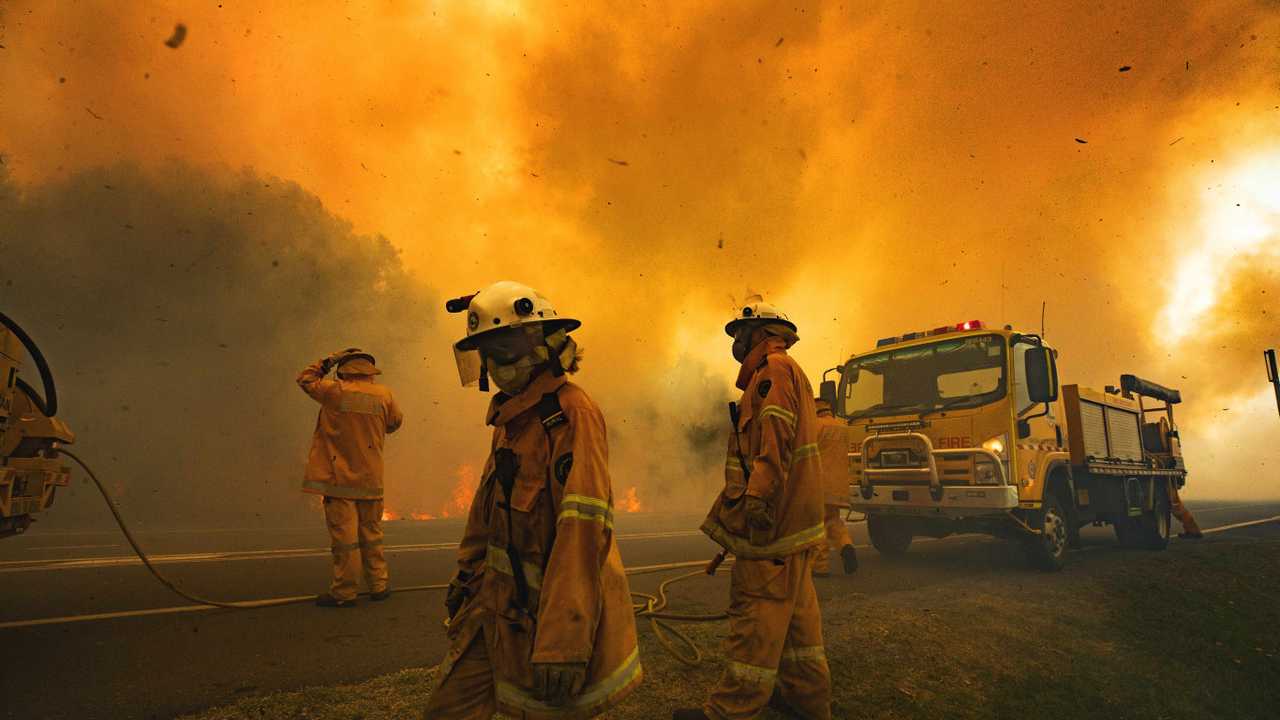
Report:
446,280,580,387
724,294,797,337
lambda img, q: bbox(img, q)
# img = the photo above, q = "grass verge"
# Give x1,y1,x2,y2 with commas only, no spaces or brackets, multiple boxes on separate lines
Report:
181,536,1280,720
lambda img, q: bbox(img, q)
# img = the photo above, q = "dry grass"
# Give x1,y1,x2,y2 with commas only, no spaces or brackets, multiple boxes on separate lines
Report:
182,537,1280,720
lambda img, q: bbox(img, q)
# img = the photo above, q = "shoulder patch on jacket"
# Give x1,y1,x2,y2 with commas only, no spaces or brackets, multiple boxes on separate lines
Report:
757,379,773,398
554,452,574,485
537,392,568,430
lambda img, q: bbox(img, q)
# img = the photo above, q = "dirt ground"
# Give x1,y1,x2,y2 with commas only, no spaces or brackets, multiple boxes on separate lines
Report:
181,535,1280,720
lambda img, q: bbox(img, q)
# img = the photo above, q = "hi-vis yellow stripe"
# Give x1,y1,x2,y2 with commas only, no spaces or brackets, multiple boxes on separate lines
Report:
792,443,820,460
727,659,777,684
484,544,543,590
757,405,797,427
726,457,744,473
700,520,826,560
496,645,643,717
558,493,614,528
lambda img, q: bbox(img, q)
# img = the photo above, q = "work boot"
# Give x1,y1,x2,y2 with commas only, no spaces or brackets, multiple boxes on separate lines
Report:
315,593,357,608
841,544,859,574
370,588,392,601
671,708,710,720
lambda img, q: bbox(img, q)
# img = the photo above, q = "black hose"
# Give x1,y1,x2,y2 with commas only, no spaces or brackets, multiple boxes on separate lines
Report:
0,311,58,417
57,448,447,609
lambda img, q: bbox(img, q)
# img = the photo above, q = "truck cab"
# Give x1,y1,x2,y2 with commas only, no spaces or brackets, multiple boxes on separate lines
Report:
822,321,1184,570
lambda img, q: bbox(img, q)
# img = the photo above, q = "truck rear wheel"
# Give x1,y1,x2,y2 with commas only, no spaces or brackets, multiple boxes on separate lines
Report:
867,515,913,556
1136,486,1171,550
1025,491,1068,571
1114,486,1171,550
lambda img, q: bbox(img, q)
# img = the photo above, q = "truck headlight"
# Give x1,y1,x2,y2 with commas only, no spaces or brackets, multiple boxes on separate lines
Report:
982,433,1008,460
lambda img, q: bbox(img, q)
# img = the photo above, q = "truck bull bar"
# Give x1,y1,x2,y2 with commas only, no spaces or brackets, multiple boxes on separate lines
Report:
852,431,1010,503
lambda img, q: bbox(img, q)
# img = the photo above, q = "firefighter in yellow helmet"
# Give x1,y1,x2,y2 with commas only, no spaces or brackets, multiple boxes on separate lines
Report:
813,398,858,577
298,349,403,607
674,297,831,720
425,281,641,720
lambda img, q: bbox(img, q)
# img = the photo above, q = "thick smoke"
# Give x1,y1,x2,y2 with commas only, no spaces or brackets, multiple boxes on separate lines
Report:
0,162,458,529
2,1,1280,509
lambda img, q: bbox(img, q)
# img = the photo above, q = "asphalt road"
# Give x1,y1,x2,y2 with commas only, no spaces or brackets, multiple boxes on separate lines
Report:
2,501,1279,720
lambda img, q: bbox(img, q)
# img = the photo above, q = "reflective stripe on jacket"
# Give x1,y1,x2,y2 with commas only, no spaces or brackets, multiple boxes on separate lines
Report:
449,370,641,719
702,339,825,560
297,360,403,498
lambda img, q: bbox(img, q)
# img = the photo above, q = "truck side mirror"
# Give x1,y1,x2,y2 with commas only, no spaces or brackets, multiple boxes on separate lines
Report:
819,379,838,412
1025,346,1059,404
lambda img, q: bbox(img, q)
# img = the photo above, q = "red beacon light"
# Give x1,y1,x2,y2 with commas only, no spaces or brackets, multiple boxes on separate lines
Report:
956,320,985,331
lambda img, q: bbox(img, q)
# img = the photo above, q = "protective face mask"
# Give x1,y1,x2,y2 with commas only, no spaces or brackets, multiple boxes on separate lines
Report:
485,344,550,395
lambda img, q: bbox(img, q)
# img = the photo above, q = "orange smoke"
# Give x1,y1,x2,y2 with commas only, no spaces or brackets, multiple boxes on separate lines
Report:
618,487,642,513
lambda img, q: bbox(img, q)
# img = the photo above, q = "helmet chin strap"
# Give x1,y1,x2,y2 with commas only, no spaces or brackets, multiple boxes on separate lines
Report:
479,365,490,392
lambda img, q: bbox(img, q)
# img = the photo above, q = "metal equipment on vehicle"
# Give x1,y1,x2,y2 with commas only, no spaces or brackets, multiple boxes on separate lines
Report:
0,312,75,538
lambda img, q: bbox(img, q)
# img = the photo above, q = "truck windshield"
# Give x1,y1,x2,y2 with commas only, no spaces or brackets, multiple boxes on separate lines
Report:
840,334,1007,419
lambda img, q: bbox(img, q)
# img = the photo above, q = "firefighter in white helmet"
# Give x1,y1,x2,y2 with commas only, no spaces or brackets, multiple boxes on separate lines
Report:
297,349,403,607
674,296,831,720
425,281,641,719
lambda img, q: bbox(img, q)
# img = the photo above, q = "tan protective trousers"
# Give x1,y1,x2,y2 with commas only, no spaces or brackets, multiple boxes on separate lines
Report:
706,548,831,720
813,506,853,575
323,497,387,601
424,628,496,719
1169,482,1202,536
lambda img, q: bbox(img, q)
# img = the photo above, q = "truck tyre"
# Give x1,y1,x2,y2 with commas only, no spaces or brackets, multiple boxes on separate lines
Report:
1136,485,1171,551
1025,491,1068,571
867,515,913,556
1114,516,1141,548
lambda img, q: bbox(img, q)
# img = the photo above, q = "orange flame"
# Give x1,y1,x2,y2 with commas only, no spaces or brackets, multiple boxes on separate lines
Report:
381,508,400,522
619,487,642,513
441,464,479,518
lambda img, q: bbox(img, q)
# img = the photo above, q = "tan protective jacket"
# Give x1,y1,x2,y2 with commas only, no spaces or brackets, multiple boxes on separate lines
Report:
702,338,825,559
297,360,403,499
447,370,641,719
816,413,852,508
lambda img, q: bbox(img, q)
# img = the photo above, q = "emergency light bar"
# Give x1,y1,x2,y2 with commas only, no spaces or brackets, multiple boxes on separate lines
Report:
878,320,986,347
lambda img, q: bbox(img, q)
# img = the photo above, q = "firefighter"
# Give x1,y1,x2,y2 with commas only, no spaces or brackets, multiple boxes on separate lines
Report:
425,281,641,720
674,298,831,720
813,398,857,577
298,349,403,607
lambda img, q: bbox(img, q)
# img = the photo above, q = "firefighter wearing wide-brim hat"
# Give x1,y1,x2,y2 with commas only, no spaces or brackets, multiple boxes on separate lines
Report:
674,297,831,720
425,281,641,720
297,349,403,607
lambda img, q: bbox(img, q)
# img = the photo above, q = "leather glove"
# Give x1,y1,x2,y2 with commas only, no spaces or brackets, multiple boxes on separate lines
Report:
532,662,588,707
445,573,470,620
745,495,774,531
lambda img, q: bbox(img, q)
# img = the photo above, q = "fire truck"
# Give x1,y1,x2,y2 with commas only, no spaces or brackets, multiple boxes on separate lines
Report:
819,321,1188,570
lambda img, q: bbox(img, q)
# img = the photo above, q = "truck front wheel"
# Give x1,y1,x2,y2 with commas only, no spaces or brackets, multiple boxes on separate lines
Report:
1025,491,1068,571
867,515,913,556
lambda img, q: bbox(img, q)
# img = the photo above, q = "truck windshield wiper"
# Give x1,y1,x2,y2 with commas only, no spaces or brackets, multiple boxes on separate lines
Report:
850,402,931,419
920,396,978,417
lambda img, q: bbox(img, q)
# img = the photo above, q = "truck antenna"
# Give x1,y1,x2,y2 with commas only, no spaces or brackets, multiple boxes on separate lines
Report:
1040,300,1046,339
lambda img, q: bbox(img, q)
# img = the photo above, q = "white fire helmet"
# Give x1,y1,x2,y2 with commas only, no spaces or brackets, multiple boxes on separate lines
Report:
724,294,797,337
446,280,580,387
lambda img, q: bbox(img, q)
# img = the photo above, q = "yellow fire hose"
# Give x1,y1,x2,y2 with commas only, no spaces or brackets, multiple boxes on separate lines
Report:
59,448,732,663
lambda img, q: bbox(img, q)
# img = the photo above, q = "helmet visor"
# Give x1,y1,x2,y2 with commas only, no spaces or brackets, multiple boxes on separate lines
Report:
453,346,483,387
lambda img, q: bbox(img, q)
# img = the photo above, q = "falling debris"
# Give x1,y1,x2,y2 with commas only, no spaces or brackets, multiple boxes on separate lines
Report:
1119,65,1131,72
85,107,103,120
165,23,188,49
717,237,724,249
607,158,629,166
1074,137,1088,144
1169,137,1184,146
775,37,784,47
